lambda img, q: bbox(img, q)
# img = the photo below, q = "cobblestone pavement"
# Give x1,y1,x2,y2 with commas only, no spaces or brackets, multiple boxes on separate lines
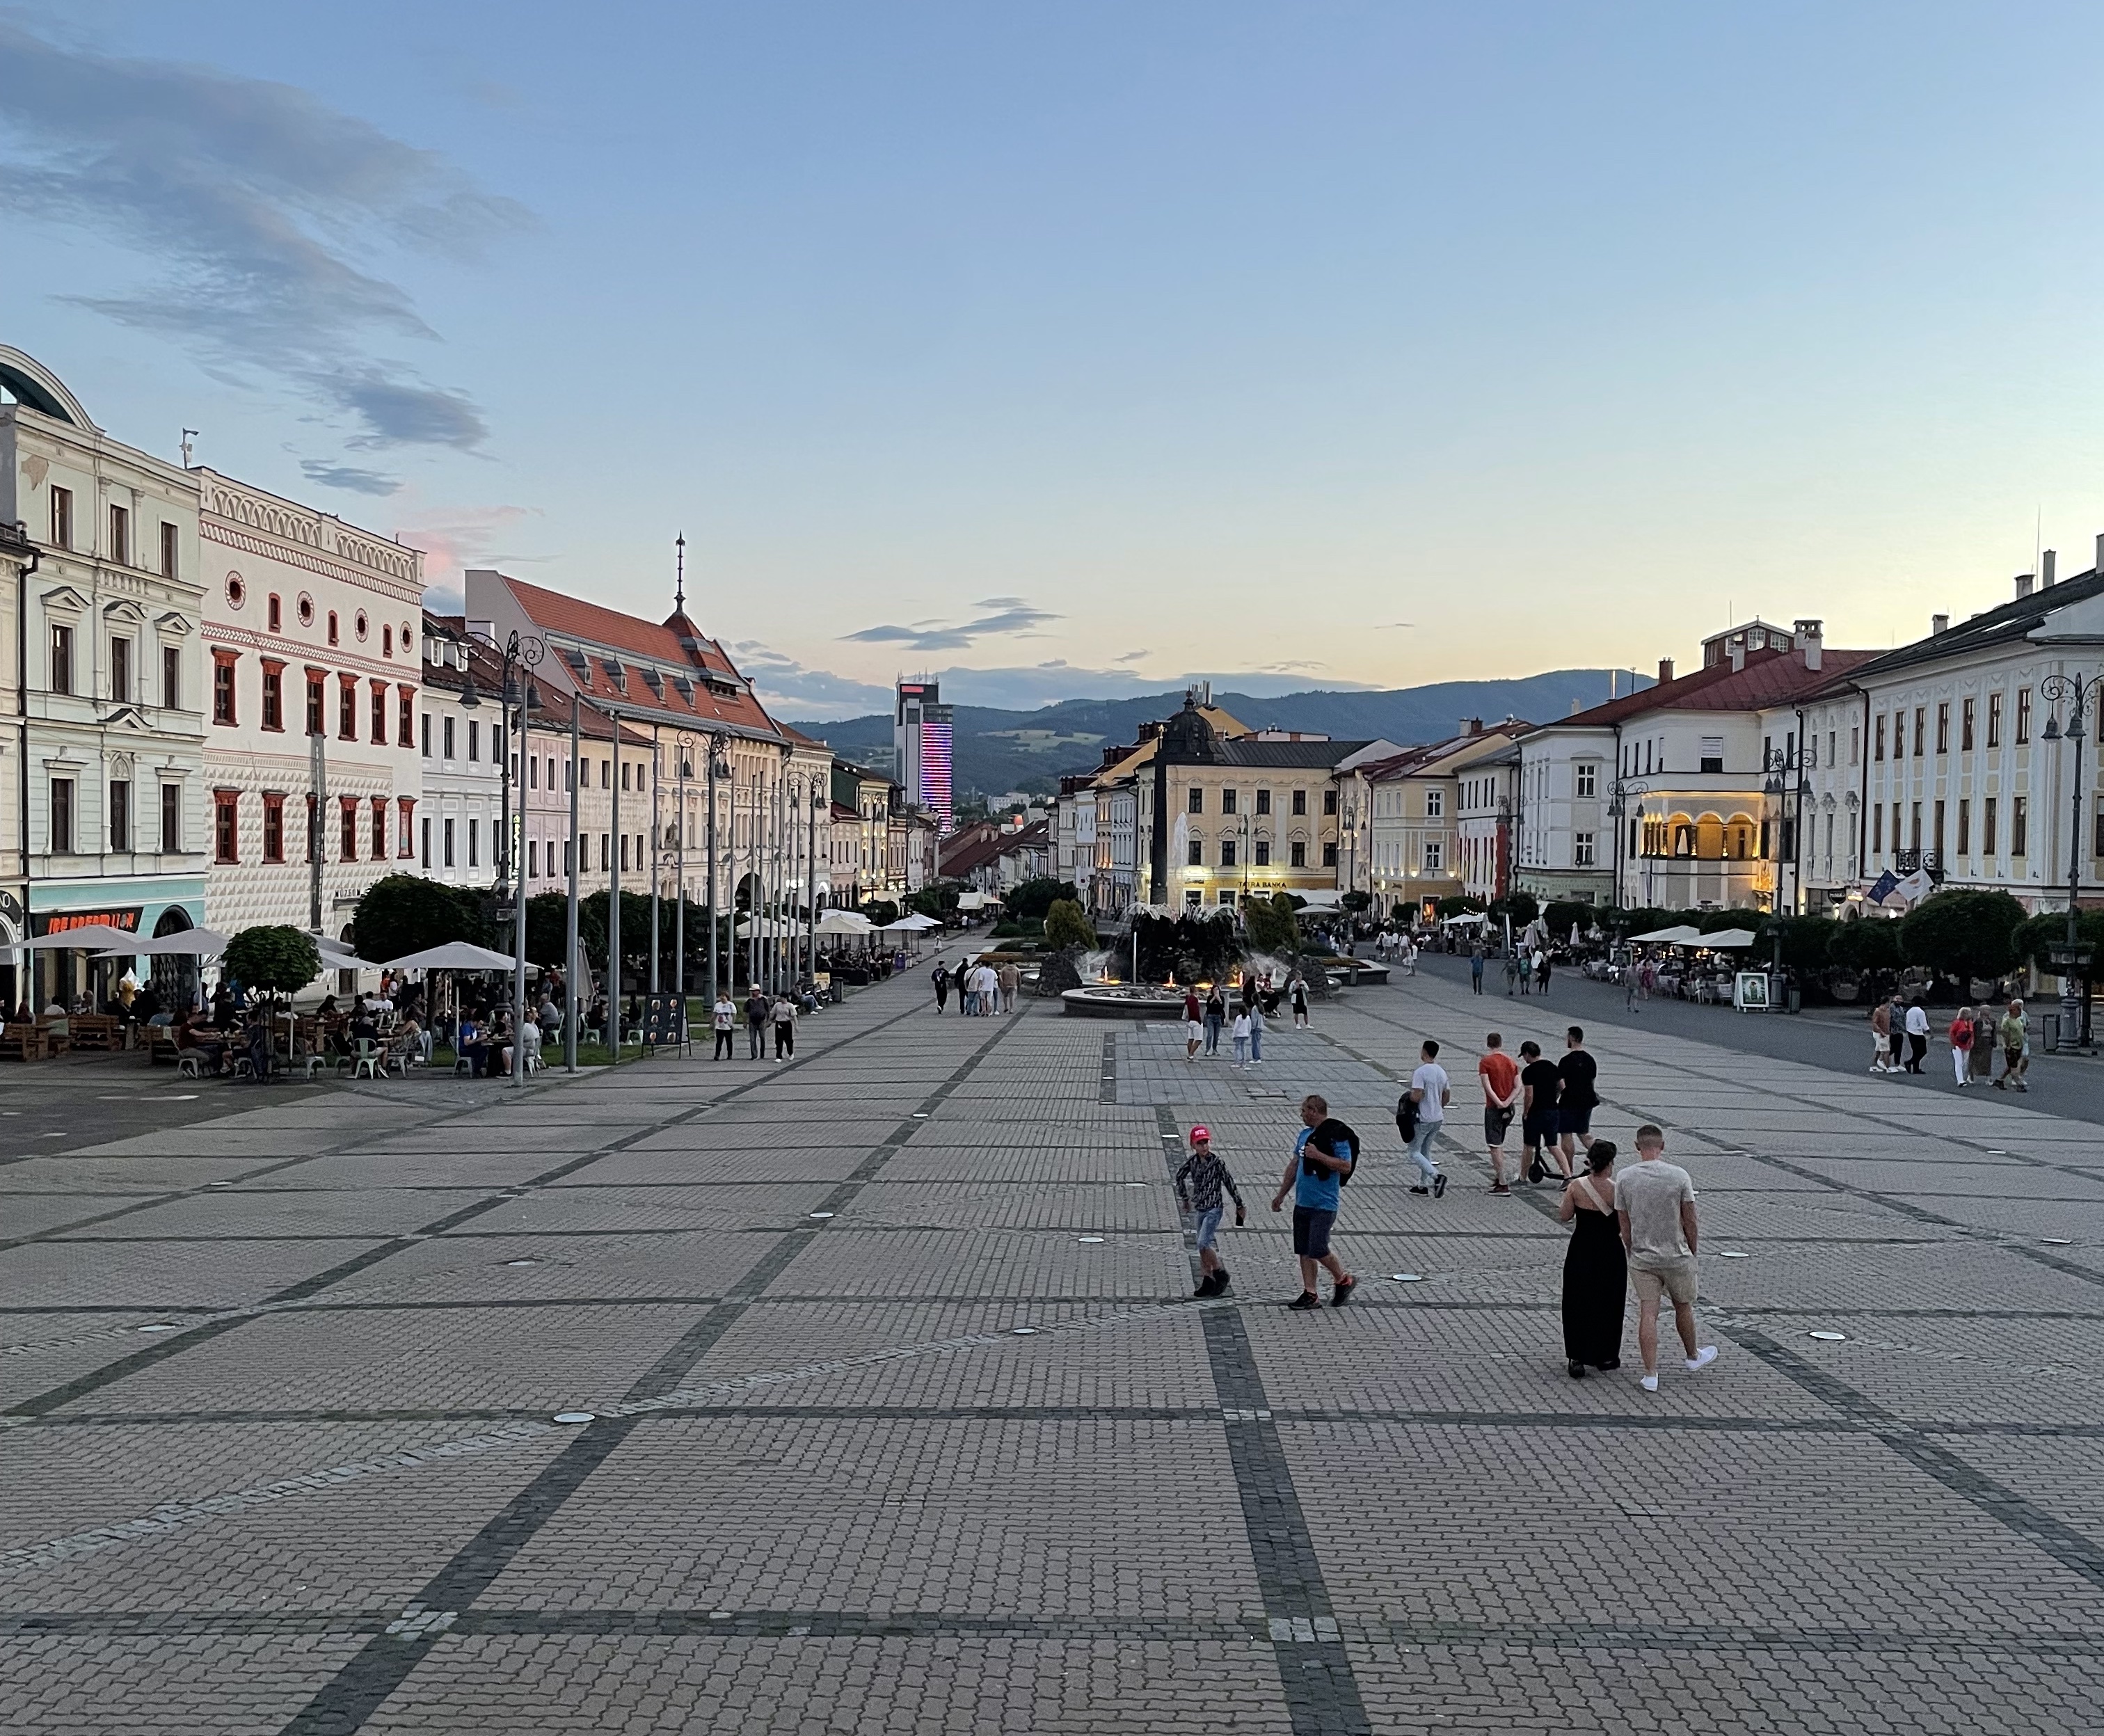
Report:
6,962,2104,1733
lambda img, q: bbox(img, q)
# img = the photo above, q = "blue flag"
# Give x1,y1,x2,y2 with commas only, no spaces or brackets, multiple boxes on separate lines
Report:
1867,869,1900,903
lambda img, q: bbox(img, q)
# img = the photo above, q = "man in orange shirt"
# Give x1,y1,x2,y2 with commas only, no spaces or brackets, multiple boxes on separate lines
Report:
1478,1032,1521,1195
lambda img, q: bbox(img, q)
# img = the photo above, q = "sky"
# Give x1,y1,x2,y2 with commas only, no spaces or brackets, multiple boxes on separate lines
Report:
7,3,2104,718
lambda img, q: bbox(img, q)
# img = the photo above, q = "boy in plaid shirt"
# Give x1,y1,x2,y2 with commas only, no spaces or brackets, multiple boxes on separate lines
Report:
1173,1124,1245,1298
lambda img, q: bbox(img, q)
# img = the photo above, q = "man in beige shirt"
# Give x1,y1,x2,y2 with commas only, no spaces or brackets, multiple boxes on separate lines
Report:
1616,1124,1717,1393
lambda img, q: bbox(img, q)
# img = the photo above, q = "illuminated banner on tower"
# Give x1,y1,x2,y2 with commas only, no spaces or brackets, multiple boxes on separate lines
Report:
919,708,953,833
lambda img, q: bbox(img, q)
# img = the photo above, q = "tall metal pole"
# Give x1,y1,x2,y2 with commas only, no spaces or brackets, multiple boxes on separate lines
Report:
565,694,580,1073
608,708,622,1065
745,773,758,989
673,737,689,1001
648,724,661,994
806,784,819,984
706,734,721,1005
510,676,529,1090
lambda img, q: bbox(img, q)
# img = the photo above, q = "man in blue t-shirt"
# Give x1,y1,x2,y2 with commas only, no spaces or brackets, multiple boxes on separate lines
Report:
1270,1093,1357,1310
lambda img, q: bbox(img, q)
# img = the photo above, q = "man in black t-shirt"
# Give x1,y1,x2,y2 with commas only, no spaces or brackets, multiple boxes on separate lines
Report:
1517,1040,1562,1182
1556,1026,1599,1174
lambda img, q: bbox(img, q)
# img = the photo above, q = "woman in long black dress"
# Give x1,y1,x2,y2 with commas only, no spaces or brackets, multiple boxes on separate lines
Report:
1556,1140,1625,1377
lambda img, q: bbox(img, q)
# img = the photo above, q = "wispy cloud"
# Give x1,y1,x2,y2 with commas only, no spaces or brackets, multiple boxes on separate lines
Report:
393,503,541,591
731,642,892,717
0,22,528,475
841,596,1059,652
299,459,400,497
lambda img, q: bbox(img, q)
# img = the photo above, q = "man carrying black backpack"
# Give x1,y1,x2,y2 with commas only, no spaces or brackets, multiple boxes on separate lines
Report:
1270,1094,1358,1310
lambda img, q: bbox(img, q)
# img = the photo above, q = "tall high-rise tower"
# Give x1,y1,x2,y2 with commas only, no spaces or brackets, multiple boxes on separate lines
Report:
893,679,953,834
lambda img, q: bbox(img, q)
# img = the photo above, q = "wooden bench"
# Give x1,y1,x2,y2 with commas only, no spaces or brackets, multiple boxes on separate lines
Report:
69,1015,122,1052
0,1029,50,1062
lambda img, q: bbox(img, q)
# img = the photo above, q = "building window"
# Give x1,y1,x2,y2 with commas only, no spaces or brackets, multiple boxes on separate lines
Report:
48,777,73,853
468,817,479,868
163,646,181,710
1222,788,1237,815
1911,707,1924,756
369,683,386,744
2012,795,2028,857
214,790,239,863
1909,802,1921,850
1426,788,1444,818
527,755,538,790
212,653,237,724
304,672,324,735
1982,796,1997,856
1322,841,1338,868
262,794,285,863
1872,804,1882,854
422,715,433,757
1936,703,1950,754
1425,839,1444,871
528,838,539,877
1987,692,2003,748
261,662,284,731
1254,838,1271,867
1574,766,1595,799
1220,838,1237,868
371,798,387,860
109,636,130,703
49,485,72,548
339,676,356,740
468,719,480,762
161,783,180,852
1961,697,1975,750
327,610,340,646
109,504,129,566
1292,790,1307,816
161,521,178,578
267,594,282,632
382,623,393,657
1188,840,1203,866
340,798,358,861
1323,789,1338,815
49,623,72,695
1934,799,1945,856
443,716,456,759
1699,736,1724,774
108,779,130,852
1255,788,1270,815
2016,688,2032,744
422,816,433,868
1290,840,1307,868
398,799,414,858
1956,799,1970,856
443,818,456,868
1188,787,1204,813
1892,712,1905,758
1573,832,1595,867
398,687,415,747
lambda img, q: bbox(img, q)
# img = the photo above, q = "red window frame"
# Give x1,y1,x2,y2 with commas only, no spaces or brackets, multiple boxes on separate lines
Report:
260,658,286,732
211,650,239,726
214,788,240,863
261,792,286,863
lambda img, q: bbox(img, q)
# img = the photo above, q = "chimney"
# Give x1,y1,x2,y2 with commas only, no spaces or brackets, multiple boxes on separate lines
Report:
1569,699,1581,716
1931,612,1950,636
1794,618,1824,672
2096,530,2103,575
2043,549,2058,587
2016,573,2035,600
1460,715,1483,737
1728,640,1746,673
1657,657,1675,685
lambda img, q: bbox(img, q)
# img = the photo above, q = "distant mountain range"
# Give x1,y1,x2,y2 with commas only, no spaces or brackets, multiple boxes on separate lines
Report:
790,669,1650,799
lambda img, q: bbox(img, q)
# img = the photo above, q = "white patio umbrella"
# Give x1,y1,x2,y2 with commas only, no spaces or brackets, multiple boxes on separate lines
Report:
19,924,139,952
813,910,874,937
1630,924,1703,943
93,926,231,958
378,942,519,971
891,911,941,930
1696,928,1759,948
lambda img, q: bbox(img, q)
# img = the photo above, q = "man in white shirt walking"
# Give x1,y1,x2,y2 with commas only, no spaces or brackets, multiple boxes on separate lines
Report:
1403,1039,1451,1199
1616,1124,1717,1392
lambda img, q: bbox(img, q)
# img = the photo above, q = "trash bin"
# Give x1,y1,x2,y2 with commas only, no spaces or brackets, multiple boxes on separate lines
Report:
2044,1012,2062,1054
1787,986,1801,1014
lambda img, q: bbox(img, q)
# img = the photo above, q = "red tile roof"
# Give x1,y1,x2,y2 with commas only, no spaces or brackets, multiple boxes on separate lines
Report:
495,573,782,740
1547,646,1876,730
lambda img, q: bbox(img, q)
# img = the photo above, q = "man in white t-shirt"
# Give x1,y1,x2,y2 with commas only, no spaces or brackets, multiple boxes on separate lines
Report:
1404,1038,1451,1199
1616,1123,1718,1392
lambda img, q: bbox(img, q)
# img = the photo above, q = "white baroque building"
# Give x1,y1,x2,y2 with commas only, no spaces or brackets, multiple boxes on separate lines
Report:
0,347,207,1011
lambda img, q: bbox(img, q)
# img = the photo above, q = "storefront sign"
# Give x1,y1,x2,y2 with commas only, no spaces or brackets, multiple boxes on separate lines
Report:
34,909,143,936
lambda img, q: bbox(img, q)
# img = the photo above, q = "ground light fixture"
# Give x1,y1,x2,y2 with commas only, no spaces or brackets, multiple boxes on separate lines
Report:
1389,1273,1422,1282
554,1411,595,1424
1808,1330,1847,1342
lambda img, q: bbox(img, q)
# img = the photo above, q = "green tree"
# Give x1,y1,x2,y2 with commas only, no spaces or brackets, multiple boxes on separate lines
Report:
222,925,322,1003
1434,895,1484,920
1044,898,1096,950
1005,877,1079,924
1827,918,1899,977
1897,889,2026,985
523,893,569,967
861,898,900,927
1762,914,1837,975
2013,908,2104,974
1341,890,1373,914
908,880,962,921
1243,891,1301,957
1488,891,1540,926
1543,900,1598,941
349,873,491,963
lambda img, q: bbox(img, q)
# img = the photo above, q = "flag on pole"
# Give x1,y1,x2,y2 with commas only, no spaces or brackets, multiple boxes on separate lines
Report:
1867,868,1901,905
1895,868,1934,904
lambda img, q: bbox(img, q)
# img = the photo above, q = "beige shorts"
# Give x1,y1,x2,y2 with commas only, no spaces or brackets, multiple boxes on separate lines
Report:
1631,1258,1698,1307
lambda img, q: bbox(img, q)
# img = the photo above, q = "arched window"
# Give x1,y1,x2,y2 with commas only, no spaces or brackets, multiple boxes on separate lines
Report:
267,594,282,632
327,610,340,646
382,624,393,656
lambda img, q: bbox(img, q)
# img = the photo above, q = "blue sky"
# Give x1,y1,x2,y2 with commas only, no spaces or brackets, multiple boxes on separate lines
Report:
7,3,2104,717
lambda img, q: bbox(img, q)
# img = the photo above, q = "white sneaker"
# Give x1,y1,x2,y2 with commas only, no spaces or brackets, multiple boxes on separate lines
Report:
1640,1373,1659,1392
1686,1346,1717,1371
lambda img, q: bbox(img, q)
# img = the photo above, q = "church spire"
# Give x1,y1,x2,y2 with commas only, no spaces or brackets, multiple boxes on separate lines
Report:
674,533,685,613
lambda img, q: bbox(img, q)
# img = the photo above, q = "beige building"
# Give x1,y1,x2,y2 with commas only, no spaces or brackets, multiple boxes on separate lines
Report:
1355,719,1529,920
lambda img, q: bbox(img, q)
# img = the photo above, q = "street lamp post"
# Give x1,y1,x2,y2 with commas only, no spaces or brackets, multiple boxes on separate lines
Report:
462,628,544,1090
2040,671,2097,1049
1761,740,1817,998
1607,777,1650,917
673,731,696,1001
565,694,580,1073
648,724,661,996
706,732,727,1006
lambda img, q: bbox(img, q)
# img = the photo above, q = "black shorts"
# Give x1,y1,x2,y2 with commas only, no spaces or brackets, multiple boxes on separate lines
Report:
1522,1115,1557,1150
1483,1106,1515,1145
1559,1105,1593,1138
1291,1206,1335,1259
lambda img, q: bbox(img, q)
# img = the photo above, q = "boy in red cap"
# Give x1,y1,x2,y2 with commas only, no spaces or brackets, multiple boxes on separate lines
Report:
1172,1124,1245,1297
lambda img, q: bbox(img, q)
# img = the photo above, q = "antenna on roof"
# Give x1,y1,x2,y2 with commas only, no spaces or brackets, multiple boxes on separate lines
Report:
674,534,686,614
180,429,196,468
